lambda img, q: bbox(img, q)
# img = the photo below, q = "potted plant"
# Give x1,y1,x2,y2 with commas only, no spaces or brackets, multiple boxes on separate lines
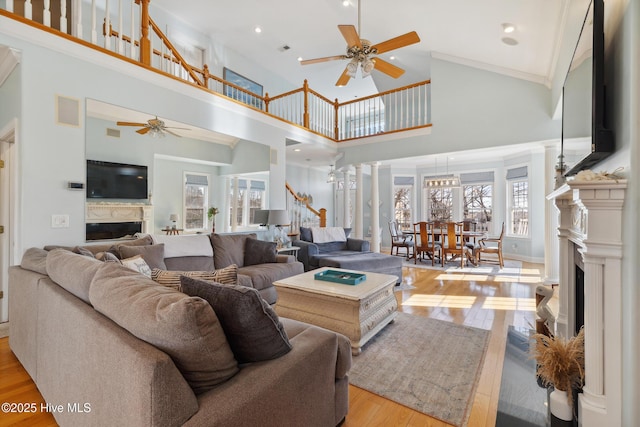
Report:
531,328,585,424
207,207,219,232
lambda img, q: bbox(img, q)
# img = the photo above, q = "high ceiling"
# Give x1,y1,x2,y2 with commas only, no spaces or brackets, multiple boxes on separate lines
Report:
151,0,568,102
142,0,572,167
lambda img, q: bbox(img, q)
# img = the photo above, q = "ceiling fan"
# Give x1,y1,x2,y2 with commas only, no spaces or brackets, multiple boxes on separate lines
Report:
116,116,189,137
300,1,420,86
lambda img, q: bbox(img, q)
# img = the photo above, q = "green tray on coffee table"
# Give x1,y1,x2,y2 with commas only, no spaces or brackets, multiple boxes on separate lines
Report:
314,269,366,285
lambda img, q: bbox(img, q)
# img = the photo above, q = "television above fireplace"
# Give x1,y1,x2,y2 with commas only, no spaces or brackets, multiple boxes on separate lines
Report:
562,0,614,176
86,159,148,199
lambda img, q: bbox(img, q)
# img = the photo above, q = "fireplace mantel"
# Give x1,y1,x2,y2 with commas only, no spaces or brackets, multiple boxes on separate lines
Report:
547,178,626,427
86,202,153,234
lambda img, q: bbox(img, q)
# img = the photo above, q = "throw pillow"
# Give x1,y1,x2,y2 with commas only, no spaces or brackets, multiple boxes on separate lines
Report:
151,264,238,290
89,263,239,394
95,251,122,263
121,255,152,277
244,238,277,266
299,226,312,242
210,233,257,268
118,244,167,270
180,276,292,364
74,246,96,258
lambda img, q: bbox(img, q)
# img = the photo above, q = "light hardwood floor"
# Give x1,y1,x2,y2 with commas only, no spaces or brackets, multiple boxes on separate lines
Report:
0,260,548,427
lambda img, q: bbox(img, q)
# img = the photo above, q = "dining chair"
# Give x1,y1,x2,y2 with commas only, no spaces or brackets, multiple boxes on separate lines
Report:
477,222,505,268
388,220,414,259
412,222,439,265
441,221,466,268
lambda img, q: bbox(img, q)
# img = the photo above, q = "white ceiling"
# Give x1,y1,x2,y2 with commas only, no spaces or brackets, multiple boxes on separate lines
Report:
152,0,568,102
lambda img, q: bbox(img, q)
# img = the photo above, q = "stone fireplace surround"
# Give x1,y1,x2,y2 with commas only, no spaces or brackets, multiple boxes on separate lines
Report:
548,178,626,427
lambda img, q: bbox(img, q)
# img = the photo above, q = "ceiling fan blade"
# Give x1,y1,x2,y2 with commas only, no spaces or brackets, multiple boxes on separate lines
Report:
338,25,362,48
335,68,351,87
372,58,405,78
117,121,147,127
164,129,182,137
300,55,347,66
372,31,420,54
136,127,151,135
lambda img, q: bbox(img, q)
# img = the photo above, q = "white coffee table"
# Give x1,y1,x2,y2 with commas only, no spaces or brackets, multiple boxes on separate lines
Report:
273,267,398,355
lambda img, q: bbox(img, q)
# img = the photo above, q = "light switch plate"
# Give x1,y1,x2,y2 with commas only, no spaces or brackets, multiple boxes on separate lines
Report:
51,214,70,228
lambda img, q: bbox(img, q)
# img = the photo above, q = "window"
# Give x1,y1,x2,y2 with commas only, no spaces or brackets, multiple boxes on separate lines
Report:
427,188,453,222
393,176,414,231
184,173,209,231
463,184,493,232
461,172,494,233
507,166,529,237
229,179,266,228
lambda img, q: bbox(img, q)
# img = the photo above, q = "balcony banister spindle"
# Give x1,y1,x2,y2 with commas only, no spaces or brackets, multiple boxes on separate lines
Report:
43,0,50,27
104,0,111,49
59,0,67,34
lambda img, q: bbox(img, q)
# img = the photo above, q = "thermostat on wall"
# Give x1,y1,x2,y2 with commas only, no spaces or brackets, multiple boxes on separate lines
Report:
68,181,84,190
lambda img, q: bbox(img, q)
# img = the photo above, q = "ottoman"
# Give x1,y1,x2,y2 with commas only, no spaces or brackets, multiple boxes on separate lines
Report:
318,253,403,284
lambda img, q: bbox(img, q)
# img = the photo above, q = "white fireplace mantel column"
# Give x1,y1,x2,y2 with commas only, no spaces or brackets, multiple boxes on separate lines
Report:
547,179,626,427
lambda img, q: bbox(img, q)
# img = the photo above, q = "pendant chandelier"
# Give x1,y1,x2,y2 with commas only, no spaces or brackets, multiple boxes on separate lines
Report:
327,164,337,184
424,157,461,188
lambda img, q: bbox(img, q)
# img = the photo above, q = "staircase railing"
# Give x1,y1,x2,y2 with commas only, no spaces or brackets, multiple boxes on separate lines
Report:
285,183,326,235
0,2,431,142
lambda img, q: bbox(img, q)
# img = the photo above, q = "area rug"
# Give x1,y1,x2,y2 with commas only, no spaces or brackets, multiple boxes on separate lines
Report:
403,258,522,275
349,312,490,427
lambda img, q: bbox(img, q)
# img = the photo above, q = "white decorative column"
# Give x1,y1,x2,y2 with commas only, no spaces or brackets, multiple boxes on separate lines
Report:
370,162,380,253
548,178,626,427
223,177,231,233
342,169,351,228
544,145,560,286
231,177,239,232
354,164,364,239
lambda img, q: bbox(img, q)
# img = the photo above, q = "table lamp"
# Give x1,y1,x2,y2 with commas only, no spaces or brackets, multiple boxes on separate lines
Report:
169,213,179,229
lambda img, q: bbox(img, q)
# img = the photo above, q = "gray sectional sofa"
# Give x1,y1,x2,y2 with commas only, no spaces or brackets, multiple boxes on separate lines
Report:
9,234,351,426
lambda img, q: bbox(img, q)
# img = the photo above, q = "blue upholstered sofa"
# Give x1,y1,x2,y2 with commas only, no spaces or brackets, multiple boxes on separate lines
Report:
292,227,403,284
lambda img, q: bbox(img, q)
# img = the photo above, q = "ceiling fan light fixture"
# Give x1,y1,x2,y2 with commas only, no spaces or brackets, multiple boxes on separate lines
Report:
362,58,375,74
346,59,359,77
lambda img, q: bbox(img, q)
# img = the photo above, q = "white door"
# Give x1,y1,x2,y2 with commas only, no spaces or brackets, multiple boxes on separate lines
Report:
0,130,14,323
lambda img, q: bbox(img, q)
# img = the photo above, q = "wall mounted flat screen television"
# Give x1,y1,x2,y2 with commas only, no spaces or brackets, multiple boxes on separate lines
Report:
86,160,148,199
562,0,614,176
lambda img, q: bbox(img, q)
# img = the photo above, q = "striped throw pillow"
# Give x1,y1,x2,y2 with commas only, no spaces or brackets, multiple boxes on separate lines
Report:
151,264,238,290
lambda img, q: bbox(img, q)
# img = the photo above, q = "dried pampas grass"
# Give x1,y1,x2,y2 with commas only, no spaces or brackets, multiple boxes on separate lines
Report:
531,328,585,407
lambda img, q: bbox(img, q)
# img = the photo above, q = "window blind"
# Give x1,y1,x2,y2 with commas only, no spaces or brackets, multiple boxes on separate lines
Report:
393,176,415,186
506,166,528,180
185,174,208,186
460,171,494,184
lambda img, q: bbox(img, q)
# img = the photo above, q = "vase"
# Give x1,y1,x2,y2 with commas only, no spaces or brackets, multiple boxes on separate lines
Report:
211,219,216,233
549,388,573,425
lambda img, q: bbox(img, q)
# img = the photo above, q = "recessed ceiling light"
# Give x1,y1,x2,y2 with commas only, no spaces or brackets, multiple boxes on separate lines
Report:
342,0,350,6
389,55,396,60
294,148,301,152
502,23,515,33
254,26,262,33
501,37,518,46
297,57,303,62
